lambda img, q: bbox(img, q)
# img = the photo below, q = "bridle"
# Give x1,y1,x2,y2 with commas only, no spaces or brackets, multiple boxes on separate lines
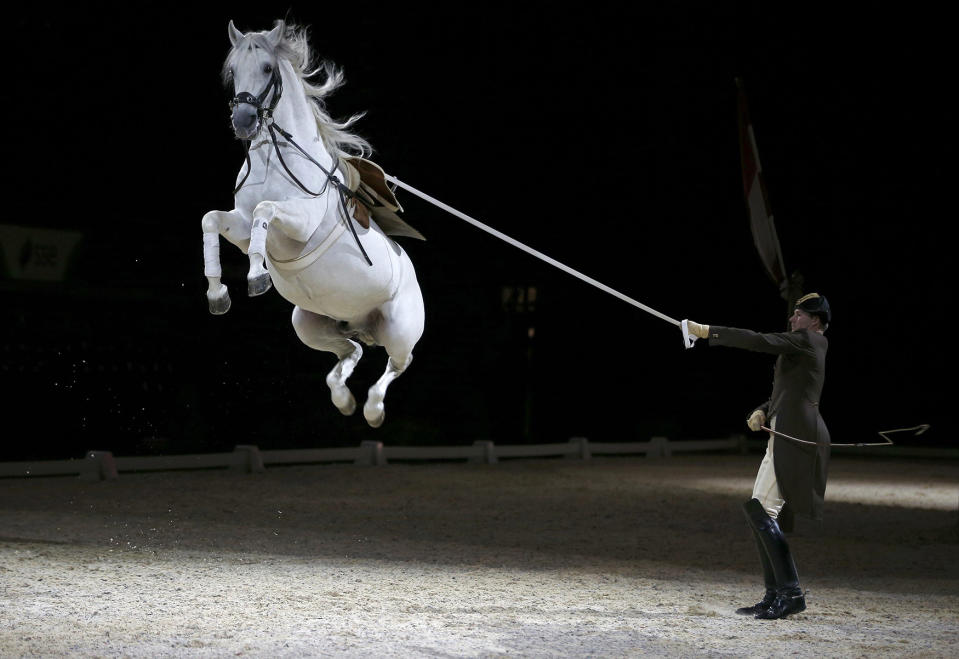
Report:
228,66,283,126
229,66,374,266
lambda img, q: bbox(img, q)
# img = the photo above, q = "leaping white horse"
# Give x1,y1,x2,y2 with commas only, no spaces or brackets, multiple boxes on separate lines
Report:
201,20,425,428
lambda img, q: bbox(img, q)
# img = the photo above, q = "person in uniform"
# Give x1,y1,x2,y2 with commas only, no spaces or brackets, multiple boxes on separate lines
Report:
685,292,831,620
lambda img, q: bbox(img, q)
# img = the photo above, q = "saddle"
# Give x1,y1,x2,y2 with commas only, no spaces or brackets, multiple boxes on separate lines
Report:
341,157,425,241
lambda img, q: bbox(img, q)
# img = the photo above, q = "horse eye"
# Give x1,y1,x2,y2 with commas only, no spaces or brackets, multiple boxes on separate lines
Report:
263,63,273,74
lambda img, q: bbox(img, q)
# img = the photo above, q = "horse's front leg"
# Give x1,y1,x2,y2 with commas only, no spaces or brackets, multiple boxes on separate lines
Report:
246,202,274,297
201,209,250,314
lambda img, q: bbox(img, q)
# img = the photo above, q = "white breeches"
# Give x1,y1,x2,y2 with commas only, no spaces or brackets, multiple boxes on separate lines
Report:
752,415,786,519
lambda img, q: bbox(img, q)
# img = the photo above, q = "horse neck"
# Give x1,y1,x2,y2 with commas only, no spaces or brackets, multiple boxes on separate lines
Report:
267,62,337,176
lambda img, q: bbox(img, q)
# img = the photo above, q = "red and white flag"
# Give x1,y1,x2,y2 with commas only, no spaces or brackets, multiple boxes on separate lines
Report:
736,78,787,290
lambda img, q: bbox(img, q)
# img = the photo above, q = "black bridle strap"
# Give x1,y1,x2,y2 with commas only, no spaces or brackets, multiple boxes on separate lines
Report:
234,141,254,195
231,69,282,195
272,124,375,212
266,123,335,196
267,123,373,266
229,68,283,114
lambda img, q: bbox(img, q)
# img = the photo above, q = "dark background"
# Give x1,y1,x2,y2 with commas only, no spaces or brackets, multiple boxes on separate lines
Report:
2,3,948,459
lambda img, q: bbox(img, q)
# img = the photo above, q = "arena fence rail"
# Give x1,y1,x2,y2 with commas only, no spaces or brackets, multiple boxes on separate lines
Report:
2,436,955,481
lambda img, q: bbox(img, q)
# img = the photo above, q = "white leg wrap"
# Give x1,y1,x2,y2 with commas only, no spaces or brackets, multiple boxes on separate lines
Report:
203,232,222,278
249,218,269,258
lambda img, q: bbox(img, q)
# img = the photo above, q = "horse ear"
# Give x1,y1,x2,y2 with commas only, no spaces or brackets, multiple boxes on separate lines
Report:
228,20,244,47
266,20,285,47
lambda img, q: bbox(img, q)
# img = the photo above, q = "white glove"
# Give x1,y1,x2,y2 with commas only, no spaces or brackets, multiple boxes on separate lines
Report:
747,409,766,432
686,321,710,339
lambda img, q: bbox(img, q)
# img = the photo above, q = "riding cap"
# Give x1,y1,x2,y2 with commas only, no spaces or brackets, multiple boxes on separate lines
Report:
795,292,831,326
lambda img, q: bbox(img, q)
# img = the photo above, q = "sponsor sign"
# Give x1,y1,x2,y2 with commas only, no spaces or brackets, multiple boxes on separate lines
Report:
0,224,83,281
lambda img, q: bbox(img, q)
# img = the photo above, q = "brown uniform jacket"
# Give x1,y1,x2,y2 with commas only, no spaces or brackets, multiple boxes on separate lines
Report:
709,326,830,520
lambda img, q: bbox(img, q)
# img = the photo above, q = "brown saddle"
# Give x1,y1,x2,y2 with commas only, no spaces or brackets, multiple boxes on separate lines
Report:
341,157,425,241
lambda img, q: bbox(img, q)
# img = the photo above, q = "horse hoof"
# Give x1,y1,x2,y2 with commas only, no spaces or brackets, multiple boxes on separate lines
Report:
332,391,356,416
248,273,273,297
364,402,385,428
207,290,232,315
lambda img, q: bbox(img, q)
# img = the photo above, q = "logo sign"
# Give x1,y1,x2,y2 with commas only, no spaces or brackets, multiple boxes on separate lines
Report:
0,224,83,282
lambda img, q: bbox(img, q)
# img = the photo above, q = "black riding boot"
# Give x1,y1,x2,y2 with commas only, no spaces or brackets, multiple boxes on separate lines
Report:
742,498,806,620
735,525,776,615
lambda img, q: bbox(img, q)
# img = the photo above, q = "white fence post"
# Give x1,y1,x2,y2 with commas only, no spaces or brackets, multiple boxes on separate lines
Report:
648,437,671,458
79,451,118,481
355,441,387,466
470,440,498,464
568,437,591,460
231,445,265,473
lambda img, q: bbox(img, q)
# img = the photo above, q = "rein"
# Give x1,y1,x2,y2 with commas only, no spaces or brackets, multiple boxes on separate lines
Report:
230,70,373,266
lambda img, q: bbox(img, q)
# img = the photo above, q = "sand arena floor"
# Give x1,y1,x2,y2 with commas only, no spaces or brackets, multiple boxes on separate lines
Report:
1,454,956,657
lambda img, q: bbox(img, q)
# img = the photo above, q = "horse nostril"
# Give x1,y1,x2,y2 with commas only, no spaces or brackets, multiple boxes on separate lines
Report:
232,107,258,130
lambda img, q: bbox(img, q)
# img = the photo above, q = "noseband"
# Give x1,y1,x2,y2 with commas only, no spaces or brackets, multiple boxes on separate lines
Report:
229,67,283,122
229,67,374,266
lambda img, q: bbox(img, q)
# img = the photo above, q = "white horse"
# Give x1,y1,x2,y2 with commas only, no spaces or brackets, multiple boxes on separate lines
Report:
201,20,425,428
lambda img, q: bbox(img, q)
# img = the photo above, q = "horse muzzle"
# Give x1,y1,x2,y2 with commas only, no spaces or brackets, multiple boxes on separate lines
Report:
231,103,260,139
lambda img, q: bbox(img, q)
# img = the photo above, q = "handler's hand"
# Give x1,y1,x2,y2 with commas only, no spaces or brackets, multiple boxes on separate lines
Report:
686,321,710,339
747,409,766,432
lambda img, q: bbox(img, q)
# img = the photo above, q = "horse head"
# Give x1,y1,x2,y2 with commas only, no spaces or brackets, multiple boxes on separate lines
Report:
225,20,285,139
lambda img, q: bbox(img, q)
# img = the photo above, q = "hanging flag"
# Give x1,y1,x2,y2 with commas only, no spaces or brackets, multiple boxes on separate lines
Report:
736,78,790,299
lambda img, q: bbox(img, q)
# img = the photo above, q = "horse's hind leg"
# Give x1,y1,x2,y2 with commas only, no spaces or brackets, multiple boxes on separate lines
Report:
292,307,363,416
363,263,425,428
364,356,408,428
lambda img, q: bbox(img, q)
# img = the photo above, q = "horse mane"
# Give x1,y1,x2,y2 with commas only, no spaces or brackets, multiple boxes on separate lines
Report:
223,21,372,159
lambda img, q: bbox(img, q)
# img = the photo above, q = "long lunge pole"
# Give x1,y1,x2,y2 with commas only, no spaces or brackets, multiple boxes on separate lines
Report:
386,174,682,328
